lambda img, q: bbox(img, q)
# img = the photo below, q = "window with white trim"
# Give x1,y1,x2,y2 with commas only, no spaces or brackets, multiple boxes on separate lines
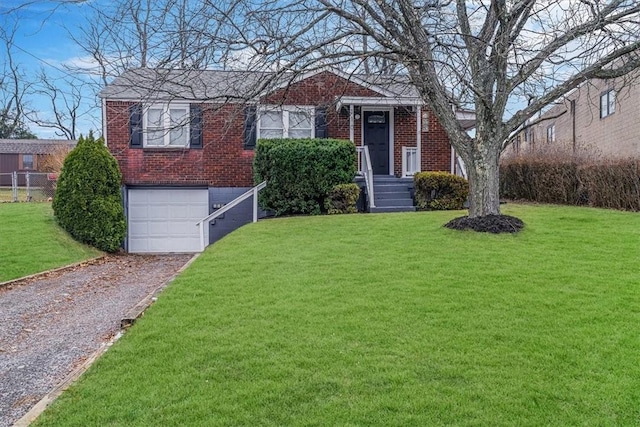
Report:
144,103,190,147
600,89,615,118
546,124,555,143
258,106,314,139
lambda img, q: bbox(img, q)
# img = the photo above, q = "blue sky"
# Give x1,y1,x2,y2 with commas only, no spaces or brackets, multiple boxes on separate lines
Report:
2,1,100,138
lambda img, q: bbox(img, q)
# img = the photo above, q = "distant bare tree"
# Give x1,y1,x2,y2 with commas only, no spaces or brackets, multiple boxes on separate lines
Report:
27,70,84,140
0,23,36,139
67,0,231,85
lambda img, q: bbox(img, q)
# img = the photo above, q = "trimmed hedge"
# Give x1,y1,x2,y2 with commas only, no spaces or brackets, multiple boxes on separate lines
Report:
325,183,360,214
579,161,640,211
500,159,583,205
414,172,469,210
52,132,126,252
501,154,640,211
253,138,356,215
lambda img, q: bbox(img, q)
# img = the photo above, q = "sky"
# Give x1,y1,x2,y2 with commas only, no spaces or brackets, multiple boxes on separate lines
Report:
1,1,100,139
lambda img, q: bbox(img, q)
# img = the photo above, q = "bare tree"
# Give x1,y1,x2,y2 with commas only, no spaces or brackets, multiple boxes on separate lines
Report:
27,70,85,140
0,23,36,139
67,0,231,85
69,0,640,218
226,0,639,218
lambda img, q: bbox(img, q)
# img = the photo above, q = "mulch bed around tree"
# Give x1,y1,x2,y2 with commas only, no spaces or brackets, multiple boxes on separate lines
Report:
444,214,524,234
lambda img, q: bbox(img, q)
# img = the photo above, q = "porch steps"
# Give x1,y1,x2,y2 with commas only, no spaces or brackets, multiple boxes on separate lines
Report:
370,175,415,213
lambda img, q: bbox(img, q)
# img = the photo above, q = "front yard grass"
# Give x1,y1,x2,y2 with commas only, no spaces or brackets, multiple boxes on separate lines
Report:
36,204,640,426
0,203,101,282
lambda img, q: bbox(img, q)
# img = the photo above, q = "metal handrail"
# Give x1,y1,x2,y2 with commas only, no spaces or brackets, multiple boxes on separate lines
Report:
361,145,375,208
195,181,267,252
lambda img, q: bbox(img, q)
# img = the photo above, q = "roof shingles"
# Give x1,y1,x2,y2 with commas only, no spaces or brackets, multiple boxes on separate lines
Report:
0,139,77,155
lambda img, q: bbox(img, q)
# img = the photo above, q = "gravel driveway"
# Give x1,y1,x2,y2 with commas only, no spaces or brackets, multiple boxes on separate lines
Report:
0,254,193,427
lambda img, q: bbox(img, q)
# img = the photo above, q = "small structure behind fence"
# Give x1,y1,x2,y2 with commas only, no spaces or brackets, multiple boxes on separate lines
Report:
0,172,57,202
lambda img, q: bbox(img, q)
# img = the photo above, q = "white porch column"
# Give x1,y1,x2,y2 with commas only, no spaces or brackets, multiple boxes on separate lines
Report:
349,104,355,143
416,105,422,173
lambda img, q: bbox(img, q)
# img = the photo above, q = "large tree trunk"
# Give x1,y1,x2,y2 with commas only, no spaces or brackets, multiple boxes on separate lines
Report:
462,142,502,218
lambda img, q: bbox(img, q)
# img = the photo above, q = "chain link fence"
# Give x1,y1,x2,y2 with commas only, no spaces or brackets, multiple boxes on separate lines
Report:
0,172,57,202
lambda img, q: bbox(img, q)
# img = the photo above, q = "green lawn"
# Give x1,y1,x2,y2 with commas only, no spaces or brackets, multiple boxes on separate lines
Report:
0,187,47,202
35,204,640,426
0,203,101,282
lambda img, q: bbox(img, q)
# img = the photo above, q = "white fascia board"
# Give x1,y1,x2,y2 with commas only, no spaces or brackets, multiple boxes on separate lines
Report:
455,110,476,121
336,96,423,110
102,96,242,104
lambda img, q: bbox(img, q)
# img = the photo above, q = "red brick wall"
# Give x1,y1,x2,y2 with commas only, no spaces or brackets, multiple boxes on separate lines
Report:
394,107,452,174
105,71,452,186
106,102,253,186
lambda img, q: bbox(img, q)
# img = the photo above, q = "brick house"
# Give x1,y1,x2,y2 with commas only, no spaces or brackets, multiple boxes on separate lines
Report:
508,70,640,158
100,68,473,253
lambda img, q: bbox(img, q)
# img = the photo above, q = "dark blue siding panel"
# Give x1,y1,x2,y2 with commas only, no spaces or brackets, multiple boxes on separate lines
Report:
207,187,268,244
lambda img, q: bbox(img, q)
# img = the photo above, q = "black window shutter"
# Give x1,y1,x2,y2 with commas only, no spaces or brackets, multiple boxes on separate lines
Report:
190,105,203,149
315,106,328,138
129,103,143,148
243,106,257,149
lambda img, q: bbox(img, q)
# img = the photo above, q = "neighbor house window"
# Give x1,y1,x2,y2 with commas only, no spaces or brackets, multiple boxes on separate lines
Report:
258,106,314,139
600,89,615,118
546,124,556,143
513,134,521,154
144,103,190,147
22,154,34,169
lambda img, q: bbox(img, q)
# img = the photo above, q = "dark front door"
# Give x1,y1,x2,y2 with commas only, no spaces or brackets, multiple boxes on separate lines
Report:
364,111,390,175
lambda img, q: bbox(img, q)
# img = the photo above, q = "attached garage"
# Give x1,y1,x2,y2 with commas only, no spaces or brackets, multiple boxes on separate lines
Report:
127,188,209,253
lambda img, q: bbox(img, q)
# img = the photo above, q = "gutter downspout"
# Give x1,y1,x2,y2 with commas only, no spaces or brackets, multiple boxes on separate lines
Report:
102,98,108,146
416,105,422,174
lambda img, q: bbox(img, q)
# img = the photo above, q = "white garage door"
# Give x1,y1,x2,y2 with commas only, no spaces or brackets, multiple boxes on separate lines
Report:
128,188,209,253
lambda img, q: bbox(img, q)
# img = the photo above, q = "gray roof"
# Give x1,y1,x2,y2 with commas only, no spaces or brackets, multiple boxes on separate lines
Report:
99,68,420,101
0,139,77,155
99,68,278,101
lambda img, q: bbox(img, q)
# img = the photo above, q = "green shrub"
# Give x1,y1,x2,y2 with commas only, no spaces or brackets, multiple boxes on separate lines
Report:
253,138,356,215
325,183,361,214
53,132,126,252
414,172,469,210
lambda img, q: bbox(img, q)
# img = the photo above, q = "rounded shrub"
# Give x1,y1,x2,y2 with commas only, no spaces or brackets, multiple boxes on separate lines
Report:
253,138,356,215
53,132,126,252
325,183,361,214
414,171,469,210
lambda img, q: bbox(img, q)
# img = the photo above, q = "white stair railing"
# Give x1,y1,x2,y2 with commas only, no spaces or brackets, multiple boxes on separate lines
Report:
402,146,419,177
195,181,267,252
360,145,375,208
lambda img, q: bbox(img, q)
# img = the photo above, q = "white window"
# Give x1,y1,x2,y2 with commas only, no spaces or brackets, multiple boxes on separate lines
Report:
600,90,615,118
546,124,555,143
258,106,314,139
144,104,190,147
